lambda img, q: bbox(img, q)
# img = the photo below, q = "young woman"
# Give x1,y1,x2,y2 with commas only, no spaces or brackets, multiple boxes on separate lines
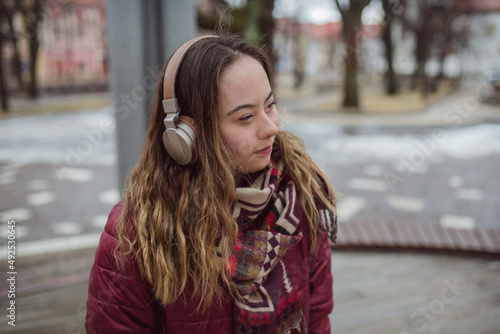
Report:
86,34,337,334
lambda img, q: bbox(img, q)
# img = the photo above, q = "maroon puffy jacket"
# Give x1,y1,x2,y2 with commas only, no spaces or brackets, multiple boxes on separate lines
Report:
86,201,333,333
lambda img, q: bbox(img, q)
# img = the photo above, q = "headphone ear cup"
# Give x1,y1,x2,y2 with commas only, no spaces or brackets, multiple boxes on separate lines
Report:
162,116,198,165
176,115,197,133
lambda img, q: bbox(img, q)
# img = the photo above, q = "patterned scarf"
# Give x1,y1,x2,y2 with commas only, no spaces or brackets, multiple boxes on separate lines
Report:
228,158,306,333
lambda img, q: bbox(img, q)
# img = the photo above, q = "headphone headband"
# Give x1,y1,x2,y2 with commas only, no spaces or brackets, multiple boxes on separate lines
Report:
161,35,217,165
162,35,217,114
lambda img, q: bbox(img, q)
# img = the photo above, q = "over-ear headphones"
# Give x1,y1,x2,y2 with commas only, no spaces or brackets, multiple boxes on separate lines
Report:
162,35,216,165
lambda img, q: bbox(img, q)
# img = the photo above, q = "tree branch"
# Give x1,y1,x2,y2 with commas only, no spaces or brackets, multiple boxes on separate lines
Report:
334,0,346,18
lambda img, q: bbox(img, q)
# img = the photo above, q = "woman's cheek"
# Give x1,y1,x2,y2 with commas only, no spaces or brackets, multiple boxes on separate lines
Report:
232,138,251,158
272,111,280,128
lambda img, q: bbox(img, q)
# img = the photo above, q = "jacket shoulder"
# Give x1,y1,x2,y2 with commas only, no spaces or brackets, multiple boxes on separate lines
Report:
92,200,144,281
104,200,124,238
86,200,161,333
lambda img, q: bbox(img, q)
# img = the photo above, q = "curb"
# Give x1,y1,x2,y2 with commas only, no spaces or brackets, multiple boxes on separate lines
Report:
332,221,500,258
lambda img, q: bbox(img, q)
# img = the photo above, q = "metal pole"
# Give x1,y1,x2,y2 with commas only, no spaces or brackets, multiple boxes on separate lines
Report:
107,0,196,192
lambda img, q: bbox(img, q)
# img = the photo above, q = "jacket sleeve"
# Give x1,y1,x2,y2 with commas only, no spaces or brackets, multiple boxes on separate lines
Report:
85,202,161,333
308,230,333,334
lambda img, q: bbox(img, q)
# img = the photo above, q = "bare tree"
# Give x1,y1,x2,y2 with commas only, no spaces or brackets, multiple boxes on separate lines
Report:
197,0,276,77
0,13,8,112
1,0,23,89
434,1,469,81
0,0,10,111
402,0,469,96
197,0,240,33
293,22,306,88
241,0,275,75
335,0,371,109
19,0,43,99
381,0,399,95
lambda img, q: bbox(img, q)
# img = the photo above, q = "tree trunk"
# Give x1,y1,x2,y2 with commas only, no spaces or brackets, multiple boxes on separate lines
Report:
436,9,454,81
243,0,259,43
381,0,397,95
411,4,434,97
257,0,275,69
6,13,23,89
28,36,39,99
243,0,275,82
343,17,360,108
293,30,305,88
0,31,9,112
22,0,42,99
335,0,371,110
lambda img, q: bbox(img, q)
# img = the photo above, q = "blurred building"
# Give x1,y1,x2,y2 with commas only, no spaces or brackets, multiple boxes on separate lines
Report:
273,0,500,86
3,0,108,93
273,18,383,86
3,0,498,94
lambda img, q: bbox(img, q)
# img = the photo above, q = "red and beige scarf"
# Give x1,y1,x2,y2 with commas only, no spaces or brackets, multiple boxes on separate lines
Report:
228,158,306,333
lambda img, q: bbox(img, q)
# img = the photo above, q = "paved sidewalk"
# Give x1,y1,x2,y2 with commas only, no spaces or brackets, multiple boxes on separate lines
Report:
277,76,500,127
1,250,499,333
0,91,111,120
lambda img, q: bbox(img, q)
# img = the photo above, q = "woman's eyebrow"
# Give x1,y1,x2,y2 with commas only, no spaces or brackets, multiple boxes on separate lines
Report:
226,90,274,116
264,90,274,102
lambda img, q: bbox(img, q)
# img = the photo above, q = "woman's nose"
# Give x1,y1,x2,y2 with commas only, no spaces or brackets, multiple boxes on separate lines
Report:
258,111,279,139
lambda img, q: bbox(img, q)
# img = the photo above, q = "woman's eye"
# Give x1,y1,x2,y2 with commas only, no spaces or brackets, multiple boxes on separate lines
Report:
267,101,277,111
239,114,253,122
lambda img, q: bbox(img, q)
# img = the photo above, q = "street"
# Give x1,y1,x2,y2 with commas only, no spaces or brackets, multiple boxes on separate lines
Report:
1,82,499,254
288,122,500,231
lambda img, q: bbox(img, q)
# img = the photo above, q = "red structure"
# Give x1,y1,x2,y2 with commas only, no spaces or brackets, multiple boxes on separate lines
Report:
3,0,108,93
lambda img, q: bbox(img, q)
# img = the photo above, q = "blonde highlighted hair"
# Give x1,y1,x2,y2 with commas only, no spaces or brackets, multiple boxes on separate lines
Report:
115,35,336,311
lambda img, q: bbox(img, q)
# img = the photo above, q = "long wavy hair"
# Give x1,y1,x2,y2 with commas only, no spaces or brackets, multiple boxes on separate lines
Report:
116,35,336,311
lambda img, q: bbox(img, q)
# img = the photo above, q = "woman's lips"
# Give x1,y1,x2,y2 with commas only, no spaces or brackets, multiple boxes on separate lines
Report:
255,145,273,155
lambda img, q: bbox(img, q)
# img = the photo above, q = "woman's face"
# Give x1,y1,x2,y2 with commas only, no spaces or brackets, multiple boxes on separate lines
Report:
218,55,279,174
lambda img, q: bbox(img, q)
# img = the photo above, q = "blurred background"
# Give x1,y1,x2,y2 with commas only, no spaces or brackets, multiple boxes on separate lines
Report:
0,0,499,333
